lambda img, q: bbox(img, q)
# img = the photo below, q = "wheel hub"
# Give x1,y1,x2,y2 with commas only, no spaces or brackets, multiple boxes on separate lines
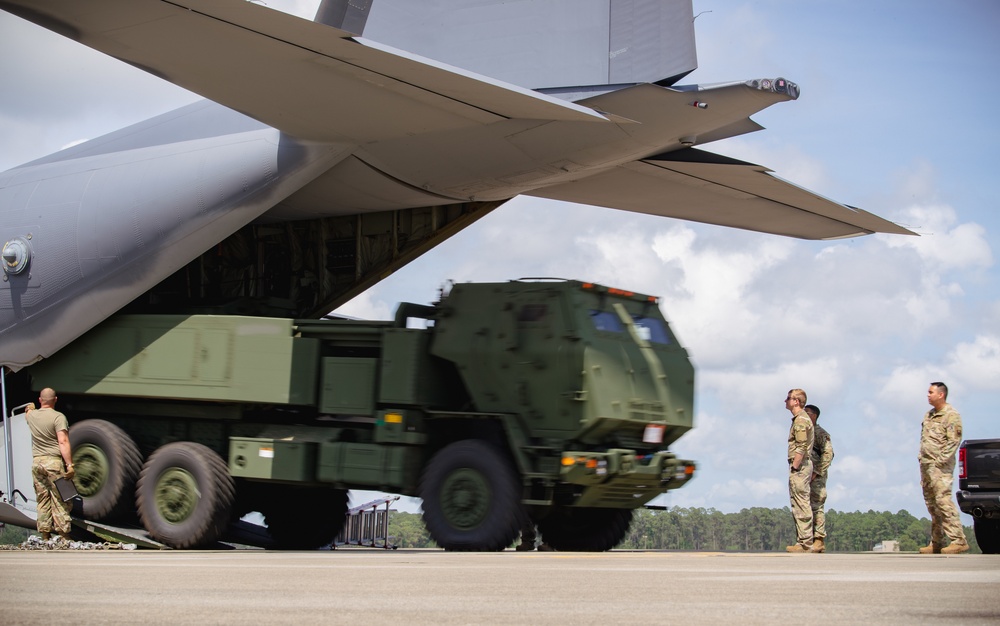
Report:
440,468,492,530
154,467,200,524
73,443,109,497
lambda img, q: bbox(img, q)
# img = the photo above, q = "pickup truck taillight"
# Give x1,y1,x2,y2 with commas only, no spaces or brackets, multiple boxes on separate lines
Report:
958,446,967,479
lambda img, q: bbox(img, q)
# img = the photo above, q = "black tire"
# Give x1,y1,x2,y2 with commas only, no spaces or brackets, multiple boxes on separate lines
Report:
136,442,235,549
68,419,142,521
419,440,524,551
973,518,1000,554
264,487,349,550
537,507,634,552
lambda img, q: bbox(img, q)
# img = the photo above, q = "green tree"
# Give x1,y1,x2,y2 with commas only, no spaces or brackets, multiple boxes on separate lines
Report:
389,506,982,553
899,518,928,552
0,523,29,545
387,511,435,548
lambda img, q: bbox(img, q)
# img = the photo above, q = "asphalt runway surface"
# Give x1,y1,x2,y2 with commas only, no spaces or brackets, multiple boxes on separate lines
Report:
2,549,998,624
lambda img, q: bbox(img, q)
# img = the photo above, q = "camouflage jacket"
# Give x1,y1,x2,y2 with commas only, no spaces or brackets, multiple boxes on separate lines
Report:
919,403,962,467
787,410,814,462
810,423,834,477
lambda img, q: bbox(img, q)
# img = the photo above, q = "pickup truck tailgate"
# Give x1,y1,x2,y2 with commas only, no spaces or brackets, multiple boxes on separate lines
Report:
960,439,1000,490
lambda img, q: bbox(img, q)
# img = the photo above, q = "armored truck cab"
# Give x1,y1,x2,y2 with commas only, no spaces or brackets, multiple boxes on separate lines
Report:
31,279,696,550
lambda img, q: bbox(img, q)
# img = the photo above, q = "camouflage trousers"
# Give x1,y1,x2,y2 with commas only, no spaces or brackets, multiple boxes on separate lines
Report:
788,459,814,545
32,456,72,535
810,473,828,540
920,462,964,544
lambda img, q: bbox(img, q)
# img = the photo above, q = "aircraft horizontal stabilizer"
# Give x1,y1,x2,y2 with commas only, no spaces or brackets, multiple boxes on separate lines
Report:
0,0,608,144
527,148,915,240
0,501,36,529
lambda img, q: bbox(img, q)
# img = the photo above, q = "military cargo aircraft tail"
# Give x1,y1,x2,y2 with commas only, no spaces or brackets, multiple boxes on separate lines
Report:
326,0,699,89
0,0,912,371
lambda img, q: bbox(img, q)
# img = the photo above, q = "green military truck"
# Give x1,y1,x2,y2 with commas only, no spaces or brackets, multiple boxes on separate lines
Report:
31,279,696,550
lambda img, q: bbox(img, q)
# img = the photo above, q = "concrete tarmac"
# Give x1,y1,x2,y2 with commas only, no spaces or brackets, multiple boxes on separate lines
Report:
2,549,998,624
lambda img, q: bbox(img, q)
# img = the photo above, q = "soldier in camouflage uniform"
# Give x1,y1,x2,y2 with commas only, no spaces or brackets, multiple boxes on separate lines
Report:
805,404,834,553
25,388,75,541
785,388,814,553
918,382,968,554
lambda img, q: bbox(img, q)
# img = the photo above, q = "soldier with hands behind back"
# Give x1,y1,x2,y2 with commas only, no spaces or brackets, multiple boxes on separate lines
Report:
805,404,834,553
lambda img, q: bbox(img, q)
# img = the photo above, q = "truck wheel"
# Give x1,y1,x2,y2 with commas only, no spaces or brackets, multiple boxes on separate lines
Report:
137,442,235,549
264,487,349,549
69,419,142,521
973,518,1000,554
420,440,524,551
537,507,634,551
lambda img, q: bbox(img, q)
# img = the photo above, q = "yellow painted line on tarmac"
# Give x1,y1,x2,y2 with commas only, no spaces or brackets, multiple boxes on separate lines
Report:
514,550,732,559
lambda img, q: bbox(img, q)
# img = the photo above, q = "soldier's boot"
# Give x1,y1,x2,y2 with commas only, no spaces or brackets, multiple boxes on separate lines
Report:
515,541,535,551
40,532,51,541
940,541,969,554
918,542,942,554
810,538,825,553
786,543,809,553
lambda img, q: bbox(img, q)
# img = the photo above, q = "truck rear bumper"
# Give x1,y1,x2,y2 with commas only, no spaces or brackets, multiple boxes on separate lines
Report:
957,490,1000,518
559,449,695,508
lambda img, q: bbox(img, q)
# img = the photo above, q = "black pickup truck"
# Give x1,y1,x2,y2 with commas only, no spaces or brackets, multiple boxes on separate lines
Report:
957,439,1000,554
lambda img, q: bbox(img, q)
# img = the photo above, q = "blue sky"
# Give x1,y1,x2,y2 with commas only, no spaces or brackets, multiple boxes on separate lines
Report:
2,1,998,523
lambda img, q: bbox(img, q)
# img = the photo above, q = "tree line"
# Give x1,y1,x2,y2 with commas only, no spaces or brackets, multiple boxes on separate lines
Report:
1,506,980,552
386,507,982,553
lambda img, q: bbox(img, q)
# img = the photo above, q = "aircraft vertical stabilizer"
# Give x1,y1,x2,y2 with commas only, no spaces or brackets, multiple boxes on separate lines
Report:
360,0,697,89
314,0,373,35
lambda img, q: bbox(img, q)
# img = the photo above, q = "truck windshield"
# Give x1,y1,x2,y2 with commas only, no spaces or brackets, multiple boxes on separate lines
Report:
589,310,670,345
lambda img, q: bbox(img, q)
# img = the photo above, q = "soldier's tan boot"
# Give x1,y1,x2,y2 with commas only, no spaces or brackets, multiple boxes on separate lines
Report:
918,542,942,554
940,541,970,554
786,543,808,553
810,538,825,553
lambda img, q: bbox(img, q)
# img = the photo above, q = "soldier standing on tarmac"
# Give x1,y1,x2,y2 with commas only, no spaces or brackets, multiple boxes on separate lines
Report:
805,404,834,553
918,382,969,554
25,388,75,541
785,389,814,553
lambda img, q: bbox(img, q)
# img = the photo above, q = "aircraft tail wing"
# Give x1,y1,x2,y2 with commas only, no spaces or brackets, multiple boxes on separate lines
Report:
526,149,915,240
0,0,608,144
354,0,698,89
0,501,36,530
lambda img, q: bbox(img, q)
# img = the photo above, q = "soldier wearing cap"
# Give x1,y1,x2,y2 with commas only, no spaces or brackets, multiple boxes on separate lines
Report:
805,404,834,553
